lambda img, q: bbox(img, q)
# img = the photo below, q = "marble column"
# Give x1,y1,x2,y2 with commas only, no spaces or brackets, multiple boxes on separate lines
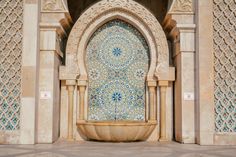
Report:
159,81,168,142
66,80,76,140
148,81,157,121
77,80,87,122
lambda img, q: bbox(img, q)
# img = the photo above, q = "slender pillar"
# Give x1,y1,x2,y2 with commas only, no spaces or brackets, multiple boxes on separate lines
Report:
66,80,76,140
79,86,86,120
148,81,157,121
77,80,87,122
159,81,168,142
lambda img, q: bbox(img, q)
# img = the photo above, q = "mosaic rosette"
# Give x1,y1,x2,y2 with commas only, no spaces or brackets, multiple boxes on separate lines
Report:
99,35,135,69
87,61,108,88
127,62,149,88
86,20,149,121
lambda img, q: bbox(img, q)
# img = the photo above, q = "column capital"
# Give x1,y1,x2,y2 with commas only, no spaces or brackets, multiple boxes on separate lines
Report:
147,80,157,87
66,80,76,86
77,80,87,86
158,81,169,87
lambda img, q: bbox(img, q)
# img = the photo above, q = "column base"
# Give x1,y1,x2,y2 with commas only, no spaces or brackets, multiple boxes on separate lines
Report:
67,138,75,142
159,138,169,142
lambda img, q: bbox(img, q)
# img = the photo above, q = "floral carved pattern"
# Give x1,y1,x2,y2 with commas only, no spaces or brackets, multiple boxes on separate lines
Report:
171,0,192,12
41,0,65,12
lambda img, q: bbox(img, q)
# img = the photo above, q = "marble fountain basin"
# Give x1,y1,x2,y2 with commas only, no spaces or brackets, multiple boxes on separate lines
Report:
77,120,156,142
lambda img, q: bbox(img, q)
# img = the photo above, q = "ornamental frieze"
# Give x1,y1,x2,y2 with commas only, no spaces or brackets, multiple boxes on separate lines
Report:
170,0,193,12
41,0,67,12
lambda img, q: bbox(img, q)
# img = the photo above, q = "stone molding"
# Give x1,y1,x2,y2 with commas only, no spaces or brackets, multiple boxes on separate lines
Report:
64,0,170,81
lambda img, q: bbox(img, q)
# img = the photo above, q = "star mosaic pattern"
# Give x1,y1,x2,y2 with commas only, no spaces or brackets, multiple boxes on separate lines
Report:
213,0,236,132
86,20,149,121
0,0,23,130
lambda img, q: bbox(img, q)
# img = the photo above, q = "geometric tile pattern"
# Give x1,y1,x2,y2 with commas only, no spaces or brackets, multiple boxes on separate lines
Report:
86,20,149,121
0,0,23,130
213,0,236,132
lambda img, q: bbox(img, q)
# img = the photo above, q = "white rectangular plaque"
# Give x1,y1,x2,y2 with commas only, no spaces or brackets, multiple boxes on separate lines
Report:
40,91,51,99
184,92,194,100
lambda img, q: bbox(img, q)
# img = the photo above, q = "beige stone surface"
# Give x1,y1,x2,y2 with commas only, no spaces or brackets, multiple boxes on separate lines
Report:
21,66,36,97
214,133,236,145
20,98,36,144
20,0,40,144
0,131,20,144
195,0,215,145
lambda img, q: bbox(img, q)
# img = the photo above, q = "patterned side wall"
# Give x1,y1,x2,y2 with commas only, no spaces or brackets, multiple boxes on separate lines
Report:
0,0,23,130
213,0,236,132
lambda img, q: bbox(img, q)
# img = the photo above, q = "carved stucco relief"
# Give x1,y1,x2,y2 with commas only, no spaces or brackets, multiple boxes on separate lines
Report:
41,0,68,12
65,0,169,81
169,0,193,12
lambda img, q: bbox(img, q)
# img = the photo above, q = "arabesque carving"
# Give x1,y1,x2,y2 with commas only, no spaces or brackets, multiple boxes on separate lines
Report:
171,0,192,12
41,0,67,12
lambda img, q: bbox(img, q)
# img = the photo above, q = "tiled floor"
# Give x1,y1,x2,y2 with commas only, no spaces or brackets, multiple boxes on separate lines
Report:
0,141,236,157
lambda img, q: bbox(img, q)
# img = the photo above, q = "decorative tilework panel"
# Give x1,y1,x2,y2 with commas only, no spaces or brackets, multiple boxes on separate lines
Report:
0,0,23,130
86,20,149,121
213,0,236,132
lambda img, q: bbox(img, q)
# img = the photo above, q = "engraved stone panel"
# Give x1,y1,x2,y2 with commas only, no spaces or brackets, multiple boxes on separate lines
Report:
0,0,23,130
41,0,66,12
86,20,149,121
171,0,192,12
213,0,236,132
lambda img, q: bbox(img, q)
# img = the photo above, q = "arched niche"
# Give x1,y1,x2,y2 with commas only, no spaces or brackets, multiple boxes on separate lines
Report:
62,0,173,142
65,0,169,81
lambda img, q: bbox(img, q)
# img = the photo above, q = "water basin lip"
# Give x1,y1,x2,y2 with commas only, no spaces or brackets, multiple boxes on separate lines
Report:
76,120,157,126
76,120,157,141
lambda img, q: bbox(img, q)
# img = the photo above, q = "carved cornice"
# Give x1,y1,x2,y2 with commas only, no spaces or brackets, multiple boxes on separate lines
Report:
169,0,193,13
41,0,68,12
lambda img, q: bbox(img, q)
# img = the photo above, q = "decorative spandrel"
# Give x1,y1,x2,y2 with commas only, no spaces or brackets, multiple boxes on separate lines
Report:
86,20,149,121
0,0,23,130
213,0,236,132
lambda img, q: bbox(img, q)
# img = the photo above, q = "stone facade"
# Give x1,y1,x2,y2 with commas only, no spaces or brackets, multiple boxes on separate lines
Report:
0,0,235,145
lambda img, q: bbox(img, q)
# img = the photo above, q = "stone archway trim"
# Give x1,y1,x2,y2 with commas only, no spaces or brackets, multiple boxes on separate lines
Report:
65,0,170,81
